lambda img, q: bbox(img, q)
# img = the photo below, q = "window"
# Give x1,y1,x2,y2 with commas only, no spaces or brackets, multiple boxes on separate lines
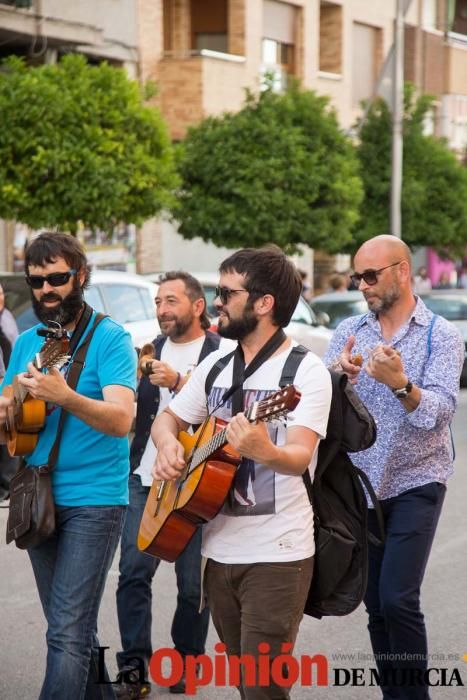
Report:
191,0,228,52
352,22,382,108
451,0,467,35
422,0,438,30
262,0,297,90
319,1,343,74
291,298,316,326
0,1,32,7
99,285,150,325
84,285,105,314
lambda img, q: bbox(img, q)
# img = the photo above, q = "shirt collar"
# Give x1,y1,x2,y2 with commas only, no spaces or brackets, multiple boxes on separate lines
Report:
357,294,432,331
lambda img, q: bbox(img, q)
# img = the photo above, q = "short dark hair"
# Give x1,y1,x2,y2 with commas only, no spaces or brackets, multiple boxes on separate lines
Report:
219,245,302,327
157,270,211,330
24,232,91,288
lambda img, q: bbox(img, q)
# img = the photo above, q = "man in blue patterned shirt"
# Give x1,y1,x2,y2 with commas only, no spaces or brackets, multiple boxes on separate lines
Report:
325,235,464,700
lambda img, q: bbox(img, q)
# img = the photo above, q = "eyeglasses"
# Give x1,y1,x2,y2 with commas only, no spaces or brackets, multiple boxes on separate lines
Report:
26,269,77,290
350,262,401,287
215,286,250,304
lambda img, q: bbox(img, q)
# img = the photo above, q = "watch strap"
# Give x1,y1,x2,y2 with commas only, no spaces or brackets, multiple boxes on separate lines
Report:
392,381,413,398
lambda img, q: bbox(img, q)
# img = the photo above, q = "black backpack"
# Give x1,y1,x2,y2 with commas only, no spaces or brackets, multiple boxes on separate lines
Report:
205,345,384,620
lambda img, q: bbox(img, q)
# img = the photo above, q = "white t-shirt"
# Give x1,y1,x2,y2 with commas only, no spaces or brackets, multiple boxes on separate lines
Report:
135,335,234,485
169,342,332,564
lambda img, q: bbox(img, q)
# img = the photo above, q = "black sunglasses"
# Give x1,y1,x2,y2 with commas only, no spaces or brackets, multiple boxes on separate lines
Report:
350,262,401,287
26,269,77,290
215,286,250,304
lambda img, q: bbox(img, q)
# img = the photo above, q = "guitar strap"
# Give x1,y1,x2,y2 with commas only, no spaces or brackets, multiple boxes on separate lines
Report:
228,327,287,416
46,311,107,471
68,303,93,355
224,327,287,508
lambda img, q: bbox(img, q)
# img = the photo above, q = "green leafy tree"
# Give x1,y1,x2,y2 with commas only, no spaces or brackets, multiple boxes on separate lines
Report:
0,54,178,232
174,81,363,253
356,84,467,255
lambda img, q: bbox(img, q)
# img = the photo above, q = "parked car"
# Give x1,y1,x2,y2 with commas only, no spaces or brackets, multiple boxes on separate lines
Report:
310,290,368,330
312,288,467,386
0,270,159,349
146,271,333,358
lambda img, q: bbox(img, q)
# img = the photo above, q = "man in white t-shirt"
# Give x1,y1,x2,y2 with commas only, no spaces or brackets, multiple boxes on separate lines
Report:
152,246,332,700
115,272,233,699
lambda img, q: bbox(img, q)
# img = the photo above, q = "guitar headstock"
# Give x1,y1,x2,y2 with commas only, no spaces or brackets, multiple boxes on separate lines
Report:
35,336,71,372
251,385,301,423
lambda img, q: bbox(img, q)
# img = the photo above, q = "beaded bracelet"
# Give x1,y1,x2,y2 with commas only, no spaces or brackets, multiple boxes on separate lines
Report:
170,371,181,393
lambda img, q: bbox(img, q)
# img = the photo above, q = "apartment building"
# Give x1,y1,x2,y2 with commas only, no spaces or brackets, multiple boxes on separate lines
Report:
137,0,467,275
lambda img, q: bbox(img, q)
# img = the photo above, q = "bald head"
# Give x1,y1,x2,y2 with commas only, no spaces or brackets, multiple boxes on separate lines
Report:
352,235,415,314
355,235,412,271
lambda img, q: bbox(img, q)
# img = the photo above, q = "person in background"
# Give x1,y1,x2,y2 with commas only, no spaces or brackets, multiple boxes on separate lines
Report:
327,272,348,293
298,269,313,302
434,271,452,290
0,282,19,368
457,264,467,289
413,266,432,294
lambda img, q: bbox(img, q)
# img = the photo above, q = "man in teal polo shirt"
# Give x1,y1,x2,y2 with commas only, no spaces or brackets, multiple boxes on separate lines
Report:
0,232,136,700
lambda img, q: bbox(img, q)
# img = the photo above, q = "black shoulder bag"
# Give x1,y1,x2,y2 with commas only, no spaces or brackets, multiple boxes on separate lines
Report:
6,310,106,550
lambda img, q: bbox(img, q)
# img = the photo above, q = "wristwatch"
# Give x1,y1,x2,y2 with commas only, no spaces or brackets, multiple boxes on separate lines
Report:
392,381,413,399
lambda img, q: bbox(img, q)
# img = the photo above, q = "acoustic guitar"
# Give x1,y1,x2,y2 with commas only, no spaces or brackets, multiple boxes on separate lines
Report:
2,333,70,457
137,384,301,562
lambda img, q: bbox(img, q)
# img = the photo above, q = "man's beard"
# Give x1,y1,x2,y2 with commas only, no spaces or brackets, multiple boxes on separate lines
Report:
158,312,194,340
364,283,400,314
32,280,84,327
217,303,259,340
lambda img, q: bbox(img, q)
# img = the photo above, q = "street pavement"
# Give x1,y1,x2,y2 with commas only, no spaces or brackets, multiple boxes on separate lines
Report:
1,393,467,699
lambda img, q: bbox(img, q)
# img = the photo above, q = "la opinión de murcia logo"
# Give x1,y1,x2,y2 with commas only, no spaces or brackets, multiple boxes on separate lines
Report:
96,645,465,695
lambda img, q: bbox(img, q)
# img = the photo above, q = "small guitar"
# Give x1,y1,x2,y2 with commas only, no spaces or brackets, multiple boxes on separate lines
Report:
2,332,70,456
137,384,301,562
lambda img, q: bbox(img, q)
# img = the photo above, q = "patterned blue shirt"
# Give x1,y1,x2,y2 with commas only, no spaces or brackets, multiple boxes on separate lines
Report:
324,297,464,500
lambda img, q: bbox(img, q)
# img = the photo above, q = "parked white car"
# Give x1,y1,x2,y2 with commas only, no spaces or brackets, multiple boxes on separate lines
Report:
0,269,159,349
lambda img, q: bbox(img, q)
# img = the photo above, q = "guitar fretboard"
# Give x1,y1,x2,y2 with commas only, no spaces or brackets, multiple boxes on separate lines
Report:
190,403,254,469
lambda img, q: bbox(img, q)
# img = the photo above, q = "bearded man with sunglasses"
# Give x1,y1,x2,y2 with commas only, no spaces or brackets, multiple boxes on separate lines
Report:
0,232,136,700
151,245,332,700
325,234,464,700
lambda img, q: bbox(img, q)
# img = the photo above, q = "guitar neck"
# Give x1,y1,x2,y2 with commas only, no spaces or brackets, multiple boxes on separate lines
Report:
191,425,229,470
191,402,255,469
15,353,42,404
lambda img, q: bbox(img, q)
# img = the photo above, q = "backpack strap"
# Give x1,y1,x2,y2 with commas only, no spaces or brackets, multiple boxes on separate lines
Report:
427,314,437,357
205,350,236,397
278,345,308,388
353,466,385,546
425,314,455,460
199,331,221,361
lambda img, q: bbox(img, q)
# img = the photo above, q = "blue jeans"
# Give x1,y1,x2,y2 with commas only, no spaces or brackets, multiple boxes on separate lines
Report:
28,504,126,700
364,482,446,700
116,474,209,673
